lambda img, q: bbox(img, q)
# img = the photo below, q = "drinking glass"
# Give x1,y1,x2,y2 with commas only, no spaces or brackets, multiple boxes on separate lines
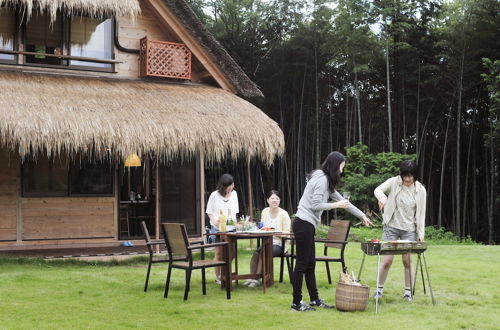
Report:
342,192,351,200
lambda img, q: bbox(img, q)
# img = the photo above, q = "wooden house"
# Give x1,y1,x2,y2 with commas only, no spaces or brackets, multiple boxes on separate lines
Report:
0,0,284,250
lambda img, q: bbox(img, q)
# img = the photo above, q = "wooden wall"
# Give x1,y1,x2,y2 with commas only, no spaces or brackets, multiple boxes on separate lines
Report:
21,197,115,240
0,148,19,241
116,2,178,79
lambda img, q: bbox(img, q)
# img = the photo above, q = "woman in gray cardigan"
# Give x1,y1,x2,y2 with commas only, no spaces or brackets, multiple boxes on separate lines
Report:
374,160,427,302
290,151,373,312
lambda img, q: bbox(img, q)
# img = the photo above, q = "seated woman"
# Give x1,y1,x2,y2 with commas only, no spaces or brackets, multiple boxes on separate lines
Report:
245,190,291,287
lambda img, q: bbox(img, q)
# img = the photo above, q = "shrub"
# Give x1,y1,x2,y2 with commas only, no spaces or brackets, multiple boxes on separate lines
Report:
316,224,479,245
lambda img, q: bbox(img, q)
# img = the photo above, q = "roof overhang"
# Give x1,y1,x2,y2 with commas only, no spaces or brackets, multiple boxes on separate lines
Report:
0,0,141,22
0,71,284,165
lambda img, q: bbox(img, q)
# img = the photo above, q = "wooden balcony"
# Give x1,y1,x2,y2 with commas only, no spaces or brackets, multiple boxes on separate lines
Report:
139,37,192,80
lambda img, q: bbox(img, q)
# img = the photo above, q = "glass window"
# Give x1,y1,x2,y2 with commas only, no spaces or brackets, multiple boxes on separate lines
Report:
70,17,112,69
23,154,114,197
70,159,113,195
0,7,15,62
22,154,69,196
25,12,64,65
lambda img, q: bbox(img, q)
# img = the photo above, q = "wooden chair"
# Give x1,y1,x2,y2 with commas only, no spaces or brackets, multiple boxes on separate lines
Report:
315,220,351,284
141,221,204,292
162,223,231,300
141,221,180,292
279,234,295,283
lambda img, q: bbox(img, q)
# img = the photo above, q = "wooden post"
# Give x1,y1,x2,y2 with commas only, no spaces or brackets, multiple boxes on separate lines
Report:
247,156,254,249
155,163,161,252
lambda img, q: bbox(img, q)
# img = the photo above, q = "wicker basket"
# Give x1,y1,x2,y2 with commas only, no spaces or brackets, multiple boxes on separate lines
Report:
335,282,369,312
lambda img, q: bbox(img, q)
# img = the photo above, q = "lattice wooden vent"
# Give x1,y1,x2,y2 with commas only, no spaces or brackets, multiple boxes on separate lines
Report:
140,37,192,80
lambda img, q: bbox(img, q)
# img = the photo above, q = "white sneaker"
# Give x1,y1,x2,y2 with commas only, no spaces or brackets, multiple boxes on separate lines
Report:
247,280,260,288
374,290,383,299
215,277,221,285
403,294,413,302
242,279,253,286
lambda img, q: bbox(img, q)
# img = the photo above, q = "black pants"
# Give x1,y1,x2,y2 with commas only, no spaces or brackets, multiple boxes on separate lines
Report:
292,218,319,305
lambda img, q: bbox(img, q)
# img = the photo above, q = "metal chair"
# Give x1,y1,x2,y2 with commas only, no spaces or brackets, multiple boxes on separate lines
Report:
315,220,351,284
162,223,231,300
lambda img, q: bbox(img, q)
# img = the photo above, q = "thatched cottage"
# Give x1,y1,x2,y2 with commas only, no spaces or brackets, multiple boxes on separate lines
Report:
0,0,284,249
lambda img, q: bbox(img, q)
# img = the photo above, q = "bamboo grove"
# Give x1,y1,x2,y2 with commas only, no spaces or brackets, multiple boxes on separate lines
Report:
195,0,500,244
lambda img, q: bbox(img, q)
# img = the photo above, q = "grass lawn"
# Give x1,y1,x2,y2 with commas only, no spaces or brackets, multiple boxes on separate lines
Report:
0,243,499,329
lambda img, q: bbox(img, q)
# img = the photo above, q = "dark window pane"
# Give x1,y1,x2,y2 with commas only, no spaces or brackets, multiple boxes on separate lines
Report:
0,7,15,61
70,160,113,195
70,17,112,69
25,12,64,65
22,155,68,196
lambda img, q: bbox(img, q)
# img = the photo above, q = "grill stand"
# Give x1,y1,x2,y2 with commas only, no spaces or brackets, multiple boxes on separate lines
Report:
358,245,436,313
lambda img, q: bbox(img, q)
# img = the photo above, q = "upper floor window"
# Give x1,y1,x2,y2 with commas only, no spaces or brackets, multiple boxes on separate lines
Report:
25,12,65,66
0,7,16,62
0,8,114,71
70,17,113,69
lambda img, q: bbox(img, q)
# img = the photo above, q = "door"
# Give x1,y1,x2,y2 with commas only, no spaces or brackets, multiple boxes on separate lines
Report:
159,157,200,236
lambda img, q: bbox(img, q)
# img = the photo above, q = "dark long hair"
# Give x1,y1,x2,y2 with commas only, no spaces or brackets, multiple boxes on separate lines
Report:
400,160,418,181
321,151,346,193
217,173,234,196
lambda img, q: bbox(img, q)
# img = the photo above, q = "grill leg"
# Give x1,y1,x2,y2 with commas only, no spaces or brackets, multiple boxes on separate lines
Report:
412,254,420,296
358,252,366,281
422,252,436,305
420,254,427,295
375,253,381,313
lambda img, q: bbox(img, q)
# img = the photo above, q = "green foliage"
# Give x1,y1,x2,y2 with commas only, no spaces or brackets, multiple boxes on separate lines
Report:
194,0,500,242
340,143,416,216
481,58,500,150
316,223,477,245
425,226,479,245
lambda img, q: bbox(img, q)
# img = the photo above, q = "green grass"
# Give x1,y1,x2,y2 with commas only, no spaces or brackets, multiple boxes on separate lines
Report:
0,243,499,329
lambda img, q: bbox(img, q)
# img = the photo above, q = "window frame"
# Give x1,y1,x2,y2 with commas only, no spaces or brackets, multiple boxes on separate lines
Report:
21,157,115,198
22,11,67,68
0,5,19,65
4,9,117,73
67,16,115,72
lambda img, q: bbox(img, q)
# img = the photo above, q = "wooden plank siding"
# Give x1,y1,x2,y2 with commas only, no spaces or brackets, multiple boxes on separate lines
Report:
21,198,115,240
0,148,19,241
115,2,178,79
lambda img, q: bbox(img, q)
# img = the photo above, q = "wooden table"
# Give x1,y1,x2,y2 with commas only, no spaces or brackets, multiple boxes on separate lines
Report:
218,232,275,293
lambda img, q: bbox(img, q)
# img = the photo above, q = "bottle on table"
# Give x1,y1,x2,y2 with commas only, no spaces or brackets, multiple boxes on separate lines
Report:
218,209,227,232
227,208,234,230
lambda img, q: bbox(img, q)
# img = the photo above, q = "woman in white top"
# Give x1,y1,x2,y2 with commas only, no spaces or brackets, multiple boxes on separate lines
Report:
374,160,427,302
245,190,291,287
205,173,239,282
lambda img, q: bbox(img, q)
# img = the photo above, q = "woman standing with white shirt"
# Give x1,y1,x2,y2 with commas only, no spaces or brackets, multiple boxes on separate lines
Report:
206,173,239,283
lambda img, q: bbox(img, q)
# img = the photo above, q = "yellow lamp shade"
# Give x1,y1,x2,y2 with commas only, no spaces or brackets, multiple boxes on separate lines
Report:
124,153,141,167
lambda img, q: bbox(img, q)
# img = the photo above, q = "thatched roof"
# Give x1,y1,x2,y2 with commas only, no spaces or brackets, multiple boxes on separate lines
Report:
0,71,284,165
0,0,141,22
162,0,264,104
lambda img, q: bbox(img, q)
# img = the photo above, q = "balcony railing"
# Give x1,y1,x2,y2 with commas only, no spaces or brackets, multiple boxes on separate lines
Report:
139,37,192,80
